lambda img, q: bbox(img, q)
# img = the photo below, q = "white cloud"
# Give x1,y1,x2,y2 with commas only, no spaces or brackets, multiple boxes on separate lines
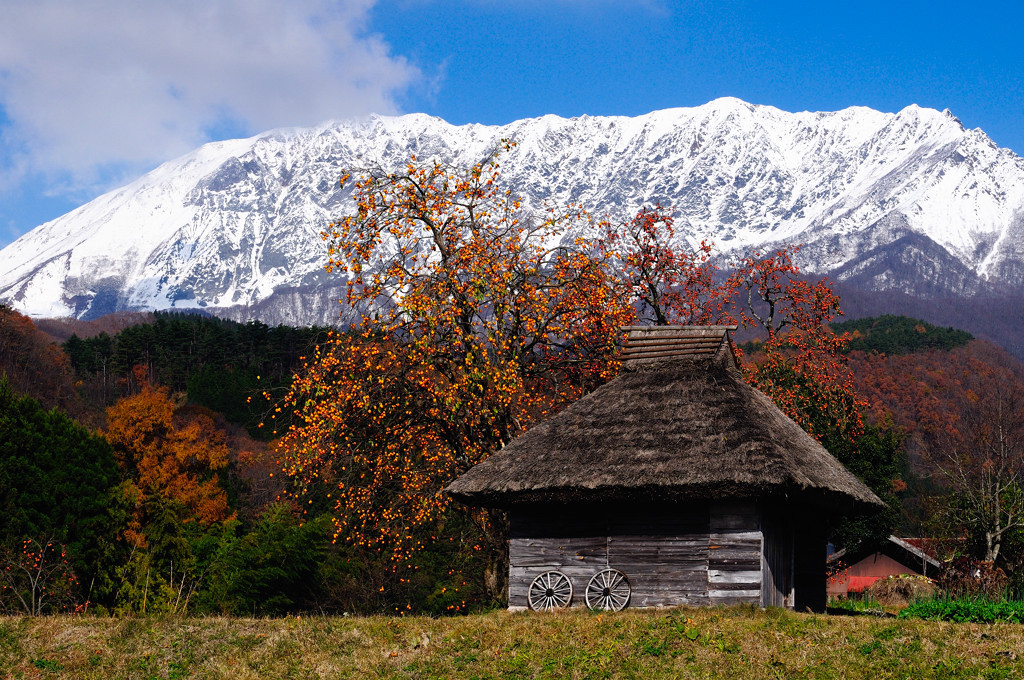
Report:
0,0,419,192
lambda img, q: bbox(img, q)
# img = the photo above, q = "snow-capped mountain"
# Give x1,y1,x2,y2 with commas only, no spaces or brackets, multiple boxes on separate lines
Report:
2,98,1023,326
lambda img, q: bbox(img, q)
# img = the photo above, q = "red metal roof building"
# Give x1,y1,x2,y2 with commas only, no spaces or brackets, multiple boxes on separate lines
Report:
828,535,942,596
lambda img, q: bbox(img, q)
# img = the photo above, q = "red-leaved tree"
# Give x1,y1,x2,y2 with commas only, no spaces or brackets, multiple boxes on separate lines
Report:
729,246,865,450
598,206,728,326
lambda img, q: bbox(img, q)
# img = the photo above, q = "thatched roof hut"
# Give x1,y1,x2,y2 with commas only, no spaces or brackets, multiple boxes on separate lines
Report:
447,326,884,612
448,326,881,511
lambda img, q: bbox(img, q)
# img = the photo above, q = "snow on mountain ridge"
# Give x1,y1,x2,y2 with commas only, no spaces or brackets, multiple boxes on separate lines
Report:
1,99,1022,324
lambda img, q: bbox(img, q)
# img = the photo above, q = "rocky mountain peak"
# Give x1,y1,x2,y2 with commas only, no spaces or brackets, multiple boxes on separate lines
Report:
1,100,1023,326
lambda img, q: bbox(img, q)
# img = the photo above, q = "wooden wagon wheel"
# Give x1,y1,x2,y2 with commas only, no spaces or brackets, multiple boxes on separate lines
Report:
527,571,573,611
585,568,631,611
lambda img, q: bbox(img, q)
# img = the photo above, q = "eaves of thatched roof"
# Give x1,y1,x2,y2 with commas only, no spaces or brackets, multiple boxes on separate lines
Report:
447,328,884,514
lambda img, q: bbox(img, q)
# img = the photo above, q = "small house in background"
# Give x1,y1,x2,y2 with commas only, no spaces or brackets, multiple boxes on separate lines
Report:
828,536,942,597
447,326,884,613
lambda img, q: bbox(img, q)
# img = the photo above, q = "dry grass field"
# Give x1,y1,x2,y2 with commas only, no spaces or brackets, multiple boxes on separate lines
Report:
2,605,1023,679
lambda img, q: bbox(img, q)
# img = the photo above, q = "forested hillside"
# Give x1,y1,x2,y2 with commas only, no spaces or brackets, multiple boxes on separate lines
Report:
841,318,1024,575
832,315,973,355
0,307,486,616
0,304,81,417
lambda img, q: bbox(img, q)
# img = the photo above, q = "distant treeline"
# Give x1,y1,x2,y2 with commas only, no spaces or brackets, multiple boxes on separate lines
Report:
62,312,332,437
740,315,973,356
831,315,974,355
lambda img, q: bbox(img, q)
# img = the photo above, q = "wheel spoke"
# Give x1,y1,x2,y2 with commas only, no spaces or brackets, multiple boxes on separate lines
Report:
586,569,631,611
528,571,573,612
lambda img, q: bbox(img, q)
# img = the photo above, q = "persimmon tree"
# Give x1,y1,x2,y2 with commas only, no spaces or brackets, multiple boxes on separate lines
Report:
0,537,80,615
729,246,865,449
598,206,729,326
730,245,842,339
277,147,631,599
601,234,866,447
727,247,904,550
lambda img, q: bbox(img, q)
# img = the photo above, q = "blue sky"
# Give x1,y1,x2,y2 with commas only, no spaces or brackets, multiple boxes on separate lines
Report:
1,0,1021,249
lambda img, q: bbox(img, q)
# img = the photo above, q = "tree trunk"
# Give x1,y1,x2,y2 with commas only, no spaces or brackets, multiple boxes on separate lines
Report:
985,530,1001,563
479,507,509,605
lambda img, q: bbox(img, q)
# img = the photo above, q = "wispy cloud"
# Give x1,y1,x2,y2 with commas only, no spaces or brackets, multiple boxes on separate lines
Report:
0,0,420,194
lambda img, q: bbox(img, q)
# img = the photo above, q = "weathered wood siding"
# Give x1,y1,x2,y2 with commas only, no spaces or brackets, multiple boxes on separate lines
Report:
609,511,713,607
508,502,762,609
708,503,761,605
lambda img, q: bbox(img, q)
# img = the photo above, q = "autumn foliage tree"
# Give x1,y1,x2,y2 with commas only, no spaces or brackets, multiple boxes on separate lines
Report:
104,369,234,548
100,372,239,613
730,246,865,452
598,207,726,326
926,351,1024,563
277,146,632,600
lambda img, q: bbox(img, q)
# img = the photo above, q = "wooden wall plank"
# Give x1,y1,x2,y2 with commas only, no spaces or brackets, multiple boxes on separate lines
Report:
708,569,762,584
760,506,794,608
708,504,762,602
708,531,762,543
510,537,607,567
509,503,777,610
709,592,761,604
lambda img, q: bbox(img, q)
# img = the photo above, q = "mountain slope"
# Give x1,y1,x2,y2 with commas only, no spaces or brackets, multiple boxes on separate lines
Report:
2,98,1023,325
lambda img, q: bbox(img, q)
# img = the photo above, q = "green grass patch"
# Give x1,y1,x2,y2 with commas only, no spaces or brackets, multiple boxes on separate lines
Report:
828,596,889,615
1,607,1022,679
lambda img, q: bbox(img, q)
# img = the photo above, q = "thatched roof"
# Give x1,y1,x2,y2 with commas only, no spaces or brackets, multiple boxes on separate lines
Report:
447,327,884,514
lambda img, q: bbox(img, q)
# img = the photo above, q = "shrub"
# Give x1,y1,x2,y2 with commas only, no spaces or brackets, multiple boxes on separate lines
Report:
827,595,885,614
899,597,1024,623
196,505,331,616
